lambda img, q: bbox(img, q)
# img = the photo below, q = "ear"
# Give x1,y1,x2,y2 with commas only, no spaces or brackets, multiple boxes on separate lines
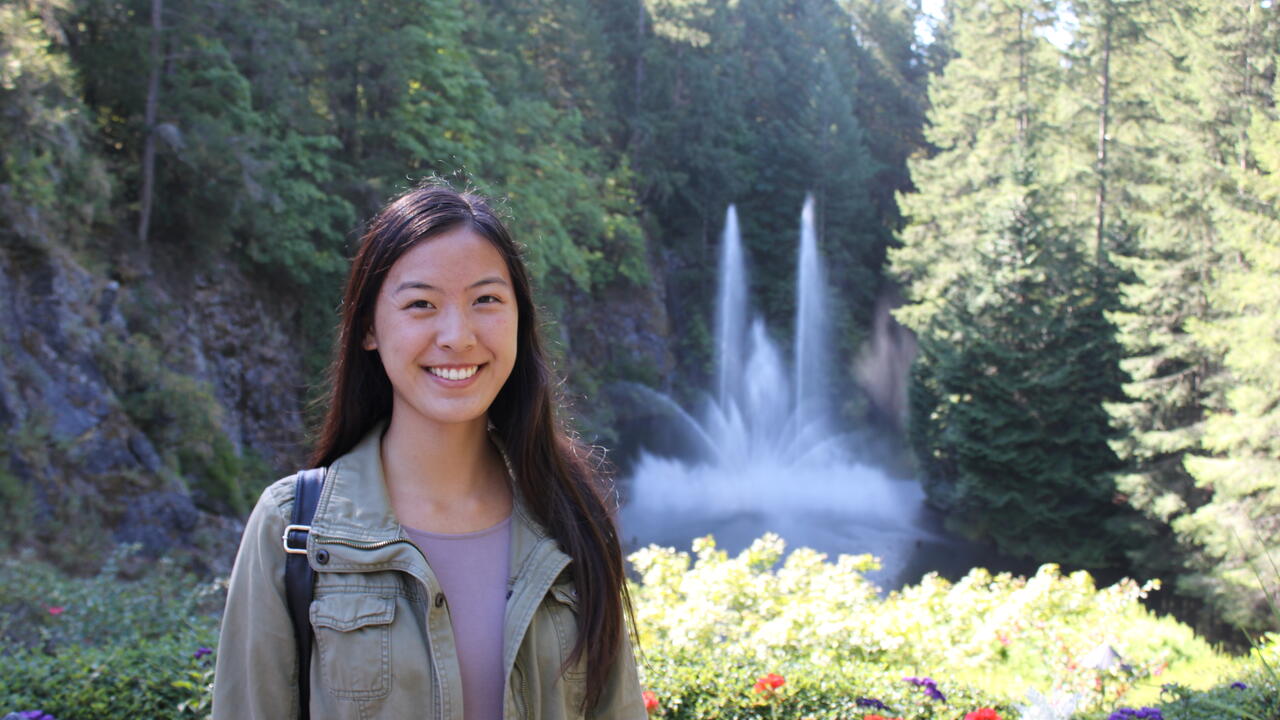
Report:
362,327,378,351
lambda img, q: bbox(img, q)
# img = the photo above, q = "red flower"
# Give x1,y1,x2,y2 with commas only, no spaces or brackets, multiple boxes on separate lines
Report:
752,673,786,694
863,715,904,720
642,690,659,714
46,606,65,616
964,709,1001,720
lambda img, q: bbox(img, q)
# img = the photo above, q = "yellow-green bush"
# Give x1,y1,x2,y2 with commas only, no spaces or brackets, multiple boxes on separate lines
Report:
628,534,1249,718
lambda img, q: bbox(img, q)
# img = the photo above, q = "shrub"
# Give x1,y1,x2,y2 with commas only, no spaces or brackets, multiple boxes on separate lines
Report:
628,534,1232,718
0,548,220,719
95,333,269,517
1,638,214,719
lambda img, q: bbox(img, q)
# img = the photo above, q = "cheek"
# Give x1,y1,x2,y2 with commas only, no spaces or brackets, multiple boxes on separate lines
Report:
370,314,417,358
484,314,518,357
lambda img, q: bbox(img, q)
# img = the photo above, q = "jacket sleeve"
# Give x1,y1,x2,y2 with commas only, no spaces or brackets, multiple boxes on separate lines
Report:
212,478,299,720
591,626,647,720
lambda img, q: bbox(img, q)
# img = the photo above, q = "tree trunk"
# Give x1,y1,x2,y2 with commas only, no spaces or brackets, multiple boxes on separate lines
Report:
137,0,163,245
1095,7,1112,268
1016,8,1029,143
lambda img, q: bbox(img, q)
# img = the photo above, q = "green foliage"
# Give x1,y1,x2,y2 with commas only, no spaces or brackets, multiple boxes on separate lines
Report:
0,0,110,244
1100,0,1280,631
912,185,1125,566
1141,676,1278,720
0,466,35,553
96,333,268,517
0,548,219,718
1,0,923,478
1176,61,1280,632
1,640,215,718
612,0,893,399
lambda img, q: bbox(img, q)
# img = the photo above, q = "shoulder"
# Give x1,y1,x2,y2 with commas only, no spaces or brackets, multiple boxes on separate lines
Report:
257,474,301,522
238,473,307,544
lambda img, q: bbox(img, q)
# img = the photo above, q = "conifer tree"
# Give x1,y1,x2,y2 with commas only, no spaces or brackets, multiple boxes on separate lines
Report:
1106,1,1278,621
1177,4,1279,629
894,0,1125,567
614,0,888,390
842,0,929,223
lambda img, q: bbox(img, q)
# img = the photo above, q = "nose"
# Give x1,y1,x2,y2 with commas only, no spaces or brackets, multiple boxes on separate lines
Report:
436,305,477,352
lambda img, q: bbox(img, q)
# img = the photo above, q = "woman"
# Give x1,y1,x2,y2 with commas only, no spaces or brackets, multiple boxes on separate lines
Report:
213,184,644,720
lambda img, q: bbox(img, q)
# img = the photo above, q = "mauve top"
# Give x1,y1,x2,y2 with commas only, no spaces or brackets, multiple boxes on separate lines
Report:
405,515,513,720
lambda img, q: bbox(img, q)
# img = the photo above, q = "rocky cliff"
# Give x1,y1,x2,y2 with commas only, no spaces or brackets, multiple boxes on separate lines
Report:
0,228,312,572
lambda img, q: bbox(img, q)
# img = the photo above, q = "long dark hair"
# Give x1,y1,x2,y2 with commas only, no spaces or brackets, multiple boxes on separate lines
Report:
310,183,631,710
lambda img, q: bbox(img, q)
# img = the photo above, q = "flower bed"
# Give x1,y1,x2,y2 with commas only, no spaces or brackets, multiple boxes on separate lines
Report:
1,537,1274,719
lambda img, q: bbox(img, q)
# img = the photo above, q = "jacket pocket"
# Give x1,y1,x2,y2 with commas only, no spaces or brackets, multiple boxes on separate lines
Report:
311,594,395,700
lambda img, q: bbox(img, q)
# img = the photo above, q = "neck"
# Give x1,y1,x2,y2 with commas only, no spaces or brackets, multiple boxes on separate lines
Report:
380,410,509,523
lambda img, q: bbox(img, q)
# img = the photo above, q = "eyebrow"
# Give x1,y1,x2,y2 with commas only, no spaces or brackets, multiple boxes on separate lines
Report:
392,277,510,295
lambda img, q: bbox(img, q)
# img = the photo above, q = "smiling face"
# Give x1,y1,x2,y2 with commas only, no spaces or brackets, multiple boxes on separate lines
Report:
362,225,518,432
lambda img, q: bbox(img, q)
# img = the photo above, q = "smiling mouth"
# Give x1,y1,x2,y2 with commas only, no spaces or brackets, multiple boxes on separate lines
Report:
426,364,482,381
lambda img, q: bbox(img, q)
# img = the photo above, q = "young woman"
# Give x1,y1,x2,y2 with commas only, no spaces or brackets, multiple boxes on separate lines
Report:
212,184,644,720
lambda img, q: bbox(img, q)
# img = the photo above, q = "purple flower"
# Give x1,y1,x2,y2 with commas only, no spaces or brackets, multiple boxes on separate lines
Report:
856,697,891,711
1107,708,1163,720
902,676,947,702
19,711,57,720
1231,681,1248,690
194,646,213,660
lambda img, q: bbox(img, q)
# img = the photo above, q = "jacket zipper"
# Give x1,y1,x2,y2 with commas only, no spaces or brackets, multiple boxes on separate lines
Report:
313,536,404,551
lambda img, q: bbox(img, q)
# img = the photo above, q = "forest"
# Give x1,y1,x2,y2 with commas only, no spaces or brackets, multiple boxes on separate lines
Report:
1,0,1278,698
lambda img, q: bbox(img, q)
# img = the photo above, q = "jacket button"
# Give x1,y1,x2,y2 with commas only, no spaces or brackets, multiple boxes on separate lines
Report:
435,592,446,608
315,549,329,565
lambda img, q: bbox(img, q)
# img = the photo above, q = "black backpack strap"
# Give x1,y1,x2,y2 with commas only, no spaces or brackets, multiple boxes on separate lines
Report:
283,467,325,720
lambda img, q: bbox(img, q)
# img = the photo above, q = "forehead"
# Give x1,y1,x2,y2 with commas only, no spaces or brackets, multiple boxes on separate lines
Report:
384,226,511,289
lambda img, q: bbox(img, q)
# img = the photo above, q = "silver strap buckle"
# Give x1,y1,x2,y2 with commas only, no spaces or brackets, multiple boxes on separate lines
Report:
282,524,311,555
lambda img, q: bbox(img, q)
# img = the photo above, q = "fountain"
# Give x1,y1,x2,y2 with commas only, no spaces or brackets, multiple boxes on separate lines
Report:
619,198,959,587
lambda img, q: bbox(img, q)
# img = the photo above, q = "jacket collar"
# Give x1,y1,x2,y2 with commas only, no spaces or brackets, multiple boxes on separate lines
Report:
309,421,570,584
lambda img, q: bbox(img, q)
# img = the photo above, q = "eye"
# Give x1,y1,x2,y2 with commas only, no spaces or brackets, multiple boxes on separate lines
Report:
405,299,435,310
475,294,502,305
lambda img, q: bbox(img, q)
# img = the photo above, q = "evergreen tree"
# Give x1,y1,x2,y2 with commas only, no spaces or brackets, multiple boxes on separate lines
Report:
913,164,1123,563
1105,0,1278,625
1179,11,1280,630
464,0,649,298
894,0,1126,567
618,0,889,393
1057,0,1157,266
842,0,929,220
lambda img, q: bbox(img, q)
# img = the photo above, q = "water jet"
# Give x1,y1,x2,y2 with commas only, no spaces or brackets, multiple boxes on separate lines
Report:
619,198,982,587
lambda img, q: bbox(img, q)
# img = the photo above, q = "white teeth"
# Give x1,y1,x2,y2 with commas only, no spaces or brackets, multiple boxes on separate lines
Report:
429,365,478,381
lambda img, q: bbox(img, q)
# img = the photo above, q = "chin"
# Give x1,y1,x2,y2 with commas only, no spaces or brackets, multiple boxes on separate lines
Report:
419,402,498,428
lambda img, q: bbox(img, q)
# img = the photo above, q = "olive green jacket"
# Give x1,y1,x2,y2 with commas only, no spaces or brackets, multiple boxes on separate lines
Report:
212,426,645,720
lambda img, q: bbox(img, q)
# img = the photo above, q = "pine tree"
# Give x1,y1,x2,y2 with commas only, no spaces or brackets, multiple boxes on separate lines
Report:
607,0,890,393
1178,6,1280,629
894,0,1126,567
842,0,929,220
1105,1,1279,624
